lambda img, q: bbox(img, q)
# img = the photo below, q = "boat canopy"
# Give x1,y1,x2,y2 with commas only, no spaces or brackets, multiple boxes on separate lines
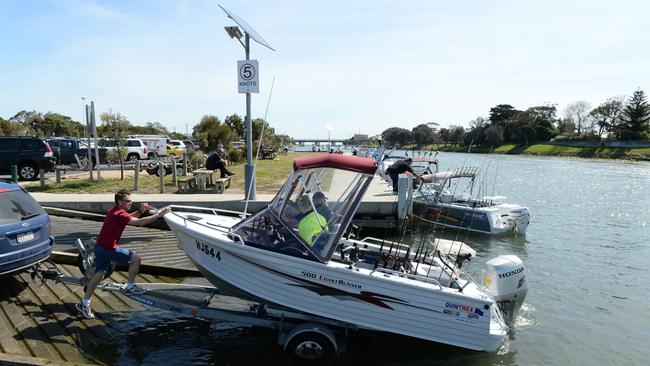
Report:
232,158,373,263
293,154,377,175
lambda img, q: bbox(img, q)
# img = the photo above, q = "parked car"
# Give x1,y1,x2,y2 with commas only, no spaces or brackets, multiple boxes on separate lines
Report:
130,135,170,158
0,180,53,276
99,138,148,161
0,136,56,180
166,144,184,157
182,140,199,151
46,137,109,168
170,140,187,152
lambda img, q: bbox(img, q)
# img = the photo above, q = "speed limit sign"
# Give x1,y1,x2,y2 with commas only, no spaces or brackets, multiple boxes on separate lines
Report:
237,60,259,93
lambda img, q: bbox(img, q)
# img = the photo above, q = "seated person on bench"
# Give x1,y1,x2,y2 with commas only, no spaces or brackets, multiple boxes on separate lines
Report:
205,151,235,178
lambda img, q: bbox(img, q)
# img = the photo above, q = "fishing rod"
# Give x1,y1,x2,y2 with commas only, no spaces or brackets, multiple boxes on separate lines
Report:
243,76,276,216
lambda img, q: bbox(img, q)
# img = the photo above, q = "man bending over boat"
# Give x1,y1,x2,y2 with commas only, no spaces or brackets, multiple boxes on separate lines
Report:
385,158,424,194
296,195,328,246
76,190,171,319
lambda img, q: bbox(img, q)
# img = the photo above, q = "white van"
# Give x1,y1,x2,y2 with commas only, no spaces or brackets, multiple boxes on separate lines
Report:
129,135,170,158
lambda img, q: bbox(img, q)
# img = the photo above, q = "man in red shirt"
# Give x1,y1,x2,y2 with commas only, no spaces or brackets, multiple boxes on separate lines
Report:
76,190,171,319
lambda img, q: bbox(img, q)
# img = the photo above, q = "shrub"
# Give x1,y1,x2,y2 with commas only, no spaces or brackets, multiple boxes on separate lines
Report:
229,148,243,164
187,149,205,169
106,147,128,163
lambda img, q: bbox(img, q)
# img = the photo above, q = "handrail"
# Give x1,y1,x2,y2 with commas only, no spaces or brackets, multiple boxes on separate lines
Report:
167,209,246,245
167,204,251,217
370,267,443,290
358,236,411,250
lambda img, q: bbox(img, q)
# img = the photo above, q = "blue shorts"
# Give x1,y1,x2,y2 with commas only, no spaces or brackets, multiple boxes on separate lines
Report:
94,245,133,273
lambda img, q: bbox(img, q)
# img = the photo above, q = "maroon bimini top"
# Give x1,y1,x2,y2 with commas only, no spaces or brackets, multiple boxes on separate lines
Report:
293,154,377,175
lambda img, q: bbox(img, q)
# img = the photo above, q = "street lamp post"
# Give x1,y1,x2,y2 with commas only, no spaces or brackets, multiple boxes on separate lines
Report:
220,5,275,201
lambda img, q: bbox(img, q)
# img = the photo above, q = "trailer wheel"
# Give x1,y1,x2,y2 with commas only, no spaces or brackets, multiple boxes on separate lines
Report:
286,331,335,360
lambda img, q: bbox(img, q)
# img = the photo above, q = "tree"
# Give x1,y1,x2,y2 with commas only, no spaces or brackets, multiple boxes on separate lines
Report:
0,116,25,136
224,114,245,139
42,113,83,137
620,88,650,140
9,110,43,136
381,127,412,146
589,97,624,139
127,121,169,135
252,118,275,144
557,118,576,134
411,124,435,147
448,125,466,145
100,111,131,179
193,115,237,153
563,101,592,135
483,126,504,147
489,105,519,126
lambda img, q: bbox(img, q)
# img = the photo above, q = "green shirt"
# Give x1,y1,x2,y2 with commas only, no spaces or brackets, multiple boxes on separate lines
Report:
298,211,328,245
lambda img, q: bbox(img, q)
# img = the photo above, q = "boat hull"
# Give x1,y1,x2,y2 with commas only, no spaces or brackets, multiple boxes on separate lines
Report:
166,213,507,351
412,200,525,235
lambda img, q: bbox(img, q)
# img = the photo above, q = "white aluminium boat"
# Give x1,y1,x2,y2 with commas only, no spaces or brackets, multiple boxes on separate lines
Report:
414,168,531,235
164,154,528,351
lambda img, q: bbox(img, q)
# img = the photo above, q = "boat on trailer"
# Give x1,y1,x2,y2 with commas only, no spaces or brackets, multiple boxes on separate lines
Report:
164,154,528,352
413,167,531,235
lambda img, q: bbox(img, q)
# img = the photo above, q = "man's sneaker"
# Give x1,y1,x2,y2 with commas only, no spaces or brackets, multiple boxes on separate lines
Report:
75,302,95,319
121,284,147,295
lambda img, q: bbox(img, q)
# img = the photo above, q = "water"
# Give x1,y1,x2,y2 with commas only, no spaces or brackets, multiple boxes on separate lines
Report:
89,152,650,365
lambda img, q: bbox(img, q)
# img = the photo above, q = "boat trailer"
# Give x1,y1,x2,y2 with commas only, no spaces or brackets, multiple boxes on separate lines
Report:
28,239,356,360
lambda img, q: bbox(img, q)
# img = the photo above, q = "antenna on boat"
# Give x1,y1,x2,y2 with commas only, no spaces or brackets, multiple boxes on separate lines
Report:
242,75,276,216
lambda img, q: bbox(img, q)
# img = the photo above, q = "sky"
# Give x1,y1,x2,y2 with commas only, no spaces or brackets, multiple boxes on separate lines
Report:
1,0,648,140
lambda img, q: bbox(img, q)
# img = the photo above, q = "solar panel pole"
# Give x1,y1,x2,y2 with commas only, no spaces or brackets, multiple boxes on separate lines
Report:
220,5,275,200
244,33,256,200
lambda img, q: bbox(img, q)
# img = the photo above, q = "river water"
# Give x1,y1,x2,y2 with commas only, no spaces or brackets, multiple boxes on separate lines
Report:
94,152,650,365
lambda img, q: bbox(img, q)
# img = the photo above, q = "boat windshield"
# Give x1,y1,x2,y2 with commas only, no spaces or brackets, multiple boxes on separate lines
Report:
416,170,478,203
232,166,372,262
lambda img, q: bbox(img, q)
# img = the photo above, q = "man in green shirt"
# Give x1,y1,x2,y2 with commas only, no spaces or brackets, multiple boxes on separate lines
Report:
297,195,328,245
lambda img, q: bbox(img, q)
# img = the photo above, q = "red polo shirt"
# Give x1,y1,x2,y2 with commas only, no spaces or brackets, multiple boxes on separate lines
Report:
97,206,133,250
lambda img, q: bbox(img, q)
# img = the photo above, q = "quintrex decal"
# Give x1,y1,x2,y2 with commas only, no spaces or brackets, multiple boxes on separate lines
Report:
445,302,484,317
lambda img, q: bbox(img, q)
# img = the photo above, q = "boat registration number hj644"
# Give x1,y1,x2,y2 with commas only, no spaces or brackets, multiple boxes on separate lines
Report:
196,240,221,261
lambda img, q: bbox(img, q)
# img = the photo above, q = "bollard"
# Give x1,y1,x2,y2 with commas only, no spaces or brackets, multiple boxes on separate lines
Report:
159,158,164,193
11,165,18,183
55,167,61,188
134,160,140,191
397,174,413,220
39,169,45,189
171,157,177,186
182,151,188,176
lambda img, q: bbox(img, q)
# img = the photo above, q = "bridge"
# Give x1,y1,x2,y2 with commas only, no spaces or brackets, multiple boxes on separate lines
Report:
291,138,347,145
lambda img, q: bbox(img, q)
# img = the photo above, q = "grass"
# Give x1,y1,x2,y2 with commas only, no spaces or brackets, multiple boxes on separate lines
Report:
22,152,316,194
226,152,314,192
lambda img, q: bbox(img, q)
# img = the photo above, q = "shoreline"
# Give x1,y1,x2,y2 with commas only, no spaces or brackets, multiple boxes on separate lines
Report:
399,143,650,161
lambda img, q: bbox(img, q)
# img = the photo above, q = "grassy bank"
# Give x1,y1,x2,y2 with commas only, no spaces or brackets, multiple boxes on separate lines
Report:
22,152,315,194
402,143,650,160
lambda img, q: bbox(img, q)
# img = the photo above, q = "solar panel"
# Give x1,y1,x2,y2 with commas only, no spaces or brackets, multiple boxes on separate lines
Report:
219,5,275,51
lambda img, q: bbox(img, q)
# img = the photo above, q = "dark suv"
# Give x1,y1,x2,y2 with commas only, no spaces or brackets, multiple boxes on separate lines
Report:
0,181,53,276
0,136,56,180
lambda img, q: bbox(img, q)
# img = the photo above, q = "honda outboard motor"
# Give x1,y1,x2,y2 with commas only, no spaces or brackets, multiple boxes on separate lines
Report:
509,207,530,235
482,255,528,324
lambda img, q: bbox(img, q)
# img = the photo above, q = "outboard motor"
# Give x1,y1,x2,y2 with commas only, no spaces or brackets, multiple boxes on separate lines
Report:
482,255,528,324
509,207,530,235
